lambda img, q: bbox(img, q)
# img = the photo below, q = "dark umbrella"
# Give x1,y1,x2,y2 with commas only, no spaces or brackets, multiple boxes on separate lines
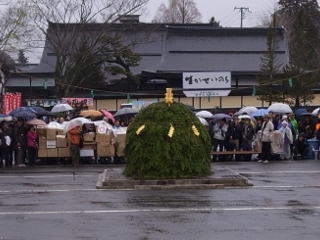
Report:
9,107,37,117
114,108,138,118
298,112,317,122
14,111,37,120
30,106,46,114
295,108,307,117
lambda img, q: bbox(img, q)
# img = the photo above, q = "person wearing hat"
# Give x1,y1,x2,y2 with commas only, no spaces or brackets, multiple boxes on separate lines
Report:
279,120,293,160
277,115,292,130
293,133,309,160
258,114,274,163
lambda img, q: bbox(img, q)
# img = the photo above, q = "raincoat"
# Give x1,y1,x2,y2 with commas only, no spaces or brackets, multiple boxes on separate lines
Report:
279,123,293,160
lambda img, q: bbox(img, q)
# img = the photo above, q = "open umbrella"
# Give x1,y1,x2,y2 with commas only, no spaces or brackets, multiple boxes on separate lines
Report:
100,110,115,123
14,111,37,120
197,117,208,126
0,114,13,122
47,122,64,130
212,113,231,120
239,106,258,115
114,108,138,118
30,107,46,114
250,109,268,117
312,108,320,115
9,107,37,117
63,117,90,133
26,119,47,126
299,112,317,122
295,108,307,116
93,120,113,128
196,111,213,119
51,104,73,113
80,110,103,117
268,103,292,114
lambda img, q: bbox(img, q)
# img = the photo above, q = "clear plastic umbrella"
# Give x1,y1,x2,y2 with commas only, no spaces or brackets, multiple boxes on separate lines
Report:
197,117,208,126
63,118,90,133
268,103,292,114
239,106,258,115
51,104,73,113
196,111,214,119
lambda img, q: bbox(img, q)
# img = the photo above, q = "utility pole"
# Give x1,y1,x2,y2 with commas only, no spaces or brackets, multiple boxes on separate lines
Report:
234,7,251,28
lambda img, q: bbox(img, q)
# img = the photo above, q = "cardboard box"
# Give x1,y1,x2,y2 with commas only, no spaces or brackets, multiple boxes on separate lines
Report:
116,143,125,157
83,132,96,142
95,133,111,143
58,148,70,157
47,149,58,158
57,130,64,135
38,149,47,158
82,142,97,150
116,133,126,144
46,129,56,140
46,140,56,149
39,137,47,149
56,135,68,148
80,149,94,157
97,142,115,157
36,128,46,136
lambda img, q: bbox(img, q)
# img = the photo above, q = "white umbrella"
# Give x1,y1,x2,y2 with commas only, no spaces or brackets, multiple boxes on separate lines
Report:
198,117,208,126
51,104,73,113
196,111,213,119
268,103,292,114
312,108,320,115
63,118,90,133
239,106,258,115
47,122,64,130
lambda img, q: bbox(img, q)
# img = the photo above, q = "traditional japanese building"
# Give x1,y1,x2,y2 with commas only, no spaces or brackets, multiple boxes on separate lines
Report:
7,17,303,110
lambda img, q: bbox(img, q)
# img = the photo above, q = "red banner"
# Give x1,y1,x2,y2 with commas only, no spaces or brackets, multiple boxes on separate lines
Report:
2,92,22,115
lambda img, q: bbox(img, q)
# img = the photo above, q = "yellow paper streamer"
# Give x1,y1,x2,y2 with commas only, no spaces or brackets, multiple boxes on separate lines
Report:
168,124,174,138
192,125,200,136
136,125,145,135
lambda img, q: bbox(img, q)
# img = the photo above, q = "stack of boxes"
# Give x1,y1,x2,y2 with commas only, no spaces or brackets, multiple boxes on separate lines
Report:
36,128,70,158
36,127,127,159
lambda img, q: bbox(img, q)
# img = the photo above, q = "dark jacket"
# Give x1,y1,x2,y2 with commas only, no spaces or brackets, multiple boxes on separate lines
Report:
209,121,216,139
0,127,11,148
241,124,255,141
227,122,242,140
14,125,27,148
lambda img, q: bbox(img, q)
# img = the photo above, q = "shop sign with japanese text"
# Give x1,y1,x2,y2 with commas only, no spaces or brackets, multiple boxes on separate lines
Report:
61,98,94,106
183,72,231,89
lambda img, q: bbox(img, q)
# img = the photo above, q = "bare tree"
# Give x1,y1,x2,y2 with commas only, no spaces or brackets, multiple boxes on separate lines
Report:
25,0,149,97
152,0,202,23
0,0,34,52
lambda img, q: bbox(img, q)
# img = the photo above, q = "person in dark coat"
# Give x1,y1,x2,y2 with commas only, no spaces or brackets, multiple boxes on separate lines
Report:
0,122,12,167
227,116,242,161
241,117,255,161
299,115,315,139
293,134,309,160
14,120,27,167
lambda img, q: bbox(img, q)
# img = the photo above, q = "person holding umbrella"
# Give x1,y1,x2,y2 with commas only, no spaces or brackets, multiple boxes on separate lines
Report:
14,119,27,167
68,126,81,166
240,117,254,161
227,115,242,161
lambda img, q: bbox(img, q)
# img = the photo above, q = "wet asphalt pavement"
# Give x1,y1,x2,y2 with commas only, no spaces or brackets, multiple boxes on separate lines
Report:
0,160,320,240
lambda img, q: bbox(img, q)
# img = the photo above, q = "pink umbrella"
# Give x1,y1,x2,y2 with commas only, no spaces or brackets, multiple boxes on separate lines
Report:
26,119,47,126
100,110,115,123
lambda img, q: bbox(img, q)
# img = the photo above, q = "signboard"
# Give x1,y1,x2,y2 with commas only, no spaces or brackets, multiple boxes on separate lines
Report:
183,72,231,89
132,101,157,111
61,98,94,106
183,90,231,97
27,99,60,107
2,92,22,114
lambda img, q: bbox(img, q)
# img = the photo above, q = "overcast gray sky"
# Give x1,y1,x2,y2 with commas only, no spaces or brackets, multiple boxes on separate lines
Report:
141,0,280,27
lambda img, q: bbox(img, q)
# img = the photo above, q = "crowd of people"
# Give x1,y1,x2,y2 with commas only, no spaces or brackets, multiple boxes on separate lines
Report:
208,111,315,163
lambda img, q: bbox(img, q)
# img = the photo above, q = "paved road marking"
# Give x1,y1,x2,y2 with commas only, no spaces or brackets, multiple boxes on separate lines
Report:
0,184,320,194
0,174,96,178
240,171,320,175
0,206,319,216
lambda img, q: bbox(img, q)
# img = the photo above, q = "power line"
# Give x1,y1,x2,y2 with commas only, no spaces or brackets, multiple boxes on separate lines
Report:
234,7,251,28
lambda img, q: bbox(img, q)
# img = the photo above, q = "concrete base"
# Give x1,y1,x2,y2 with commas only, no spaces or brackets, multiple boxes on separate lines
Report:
96,166,252,190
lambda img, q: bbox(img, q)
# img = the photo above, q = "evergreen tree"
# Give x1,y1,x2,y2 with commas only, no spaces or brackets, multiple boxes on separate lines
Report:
208,16,221,27
17,50,28,64
256,16,283,106
63,37,104,96
278,1,320,107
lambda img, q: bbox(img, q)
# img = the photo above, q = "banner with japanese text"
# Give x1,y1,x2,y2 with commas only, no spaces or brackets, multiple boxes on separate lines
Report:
2,92,22,114
61,98,94,107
